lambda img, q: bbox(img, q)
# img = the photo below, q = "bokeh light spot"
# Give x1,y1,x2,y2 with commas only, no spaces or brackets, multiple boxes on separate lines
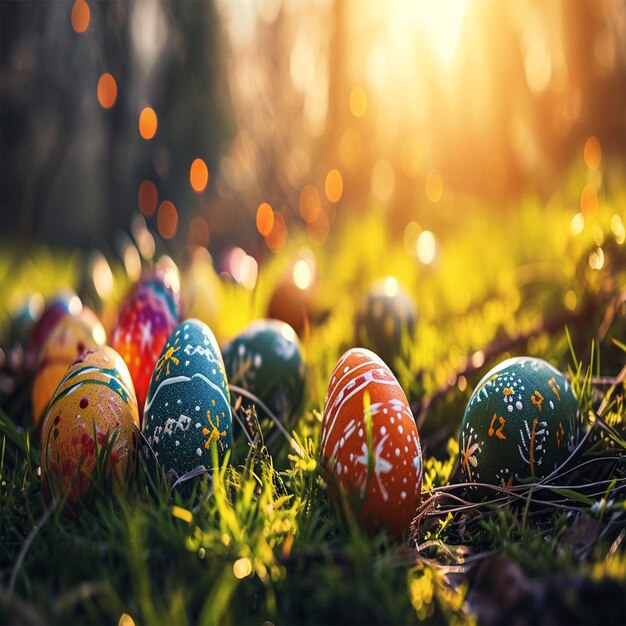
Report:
299,185,321,223
265,211,287,252
157,201,178,240
97,73,117,109
383,276,399,297
71,0,90,33
416,230,437,264
233,557,252,579
293,259,315,290
225,247,258,289
564,290,577,311
68,296,83,317
580,184,598,217
139,107,158,140
471,350,485,368
610,214,625,244
425,169,443,202
570,212,584,236
132,216,156,260
188,216,210,249
256,202,274,236
349,86,367,118
588,247,605,270
325,169,343,203
584,136,602,170
122,243,142,282
190,158,209,193
93,255,114,300
138,180,158,217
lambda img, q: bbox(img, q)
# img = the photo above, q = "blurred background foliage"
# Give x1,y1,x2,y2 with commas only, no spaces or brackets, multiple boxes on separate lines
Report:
0,0,624,253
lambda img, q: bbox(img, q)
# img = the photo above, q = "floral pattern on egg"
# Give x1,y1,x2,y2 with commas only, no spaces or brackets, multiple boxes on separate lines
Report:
459,356,581,496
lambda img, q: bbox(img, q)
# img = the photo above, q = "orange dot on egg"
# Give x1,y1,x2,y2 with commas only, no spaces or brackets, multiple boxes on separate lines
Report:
71,0,90,33
190,158,209,193
139,107,158,140
97,73,117,109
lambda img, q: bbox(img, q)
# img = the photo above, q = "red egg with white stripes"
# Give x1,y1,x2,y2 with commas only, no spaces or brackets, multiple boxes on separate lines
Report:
321,347,423,536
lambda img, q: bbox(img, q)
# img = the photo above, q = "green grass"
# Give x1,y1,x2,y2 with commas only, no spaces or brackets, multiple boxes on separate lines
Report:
1,169,625,624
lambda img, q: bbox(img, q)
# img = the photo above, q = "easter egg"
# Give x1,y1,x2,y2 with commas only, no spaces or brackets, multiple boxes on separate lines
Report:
142,319,232,485
267,273,315,335
321,348,423,536
40,346,139,506
222,319,306,424
32,310,106,426
355,277,416,368
112,282,179,422
458,356,581,496
27,291,83,362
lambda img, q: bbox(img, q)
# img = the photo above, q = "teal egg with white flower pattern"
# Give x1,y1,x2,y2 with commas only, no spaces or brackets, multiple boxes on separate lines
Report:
458,356,581,497
222,319,306,424
142,319,232,485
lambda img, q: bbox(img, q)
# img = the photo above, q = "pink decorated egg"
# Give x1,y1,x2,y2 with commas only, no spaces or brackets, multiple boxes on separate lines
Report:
321,348,423,537
111,284,178,422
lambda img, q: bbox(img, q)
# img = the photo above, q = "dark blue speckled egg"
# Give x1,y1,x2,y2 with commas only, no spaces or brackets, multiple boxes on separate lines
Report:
142,319,232,484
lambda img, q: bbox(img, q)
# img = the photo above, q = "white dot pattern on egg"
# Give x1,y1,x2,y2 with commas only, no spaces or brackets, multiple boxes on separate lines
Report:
321,347,423,536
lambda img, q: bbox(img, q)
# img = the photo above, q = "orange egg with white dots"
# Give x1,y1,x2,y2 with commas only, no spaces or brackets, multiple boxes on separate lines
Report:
321,348,423,537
